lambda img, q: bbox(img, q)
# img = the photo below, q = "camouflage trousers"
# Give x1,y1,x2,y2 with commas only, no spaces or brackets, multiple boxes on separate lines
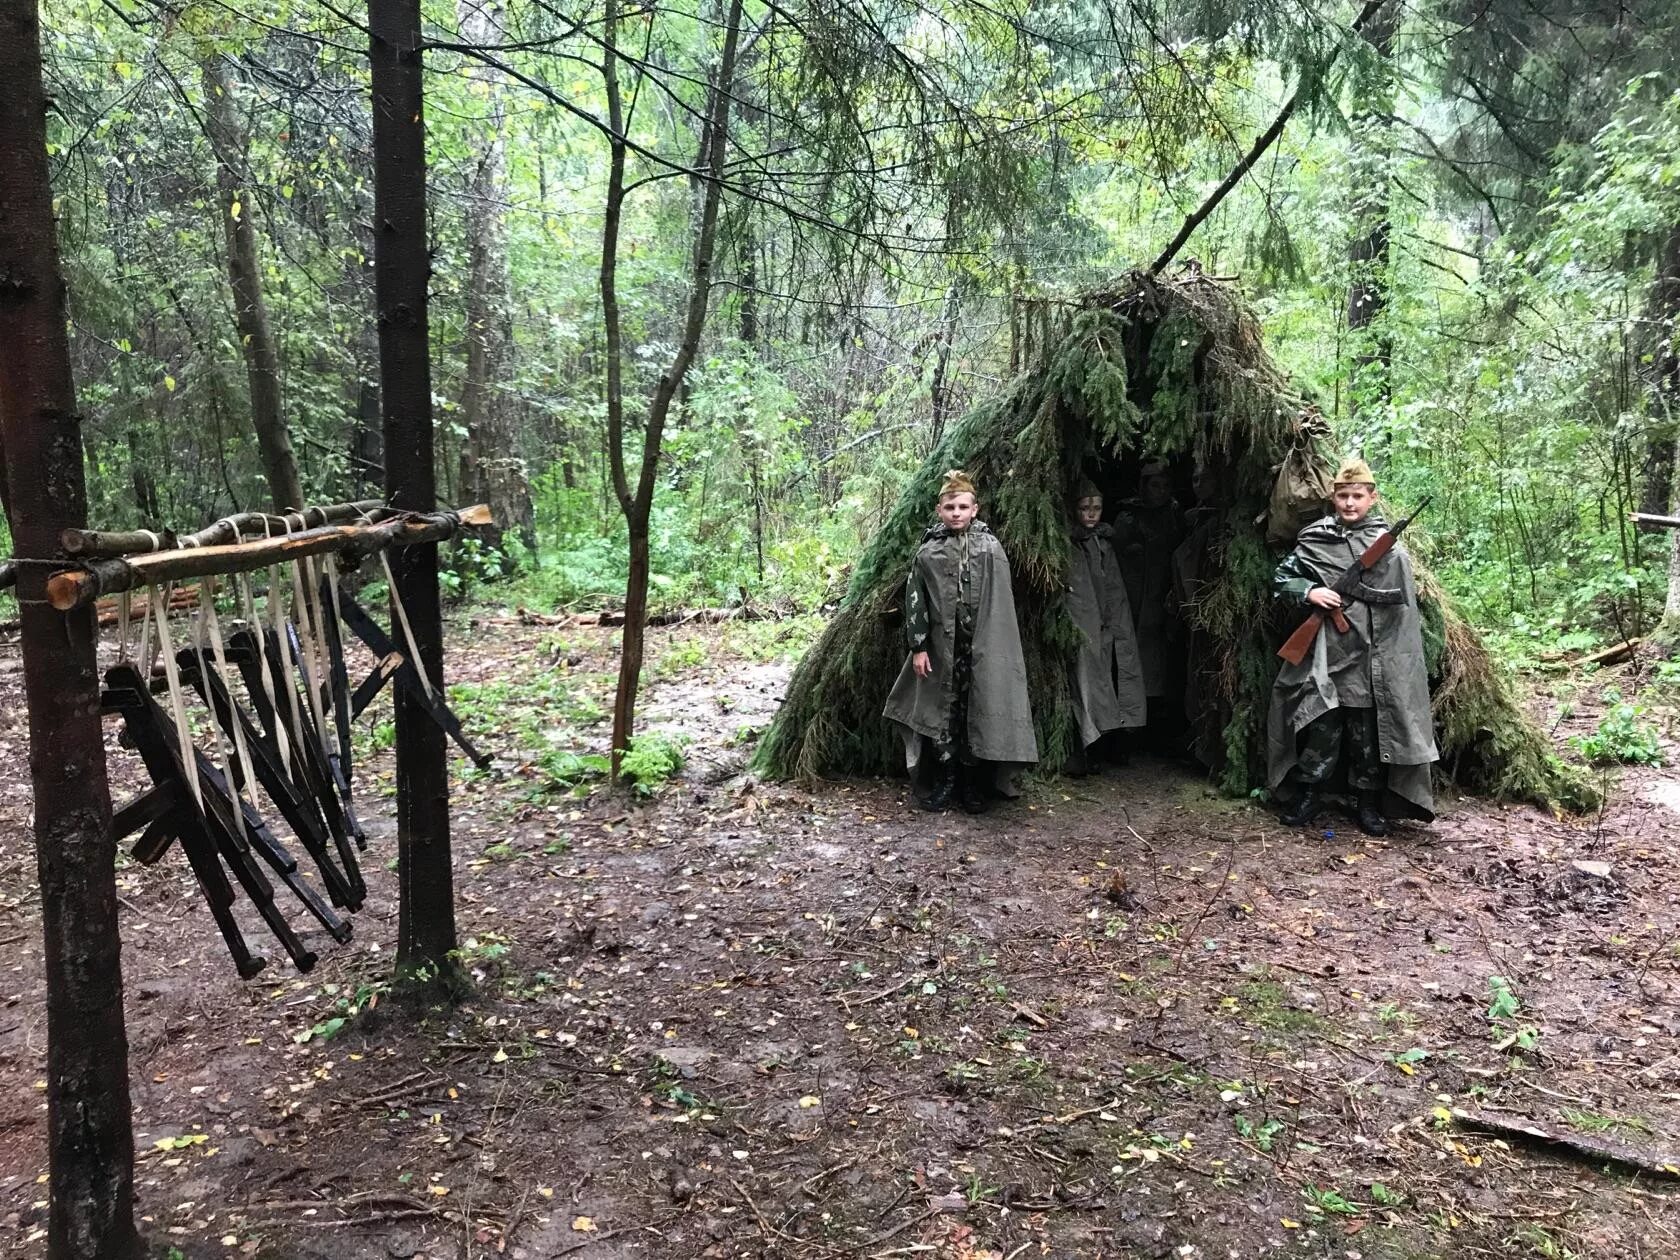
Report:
1296,706,1382,791
933,629,977,766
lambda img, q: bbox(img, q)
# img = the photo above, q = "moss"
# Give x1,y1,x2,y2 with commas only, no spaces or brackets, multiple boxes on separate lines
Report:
755,270,1590,813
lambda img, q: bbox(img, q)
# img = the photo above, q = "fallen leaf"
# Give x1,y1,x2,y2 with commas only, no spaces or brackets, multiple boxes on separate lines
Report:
798,1095,821,1108
571,1216,598,1233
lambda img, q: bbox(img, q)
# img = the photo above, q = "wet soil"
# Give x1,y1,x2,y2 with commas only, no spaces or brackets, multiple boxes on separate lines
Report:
2,616,1680,1260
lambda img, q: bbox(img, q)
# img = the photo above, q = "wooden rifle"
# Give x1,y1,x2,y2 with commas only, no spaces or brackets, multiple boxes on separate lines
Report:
1276,497,1430,667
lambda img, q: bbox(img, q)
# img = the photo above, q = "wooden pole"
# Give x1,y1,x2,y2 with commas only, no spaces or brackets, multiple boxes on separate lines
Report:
371,0,462,991
46,506,490,610
62,498,388,558
1632,511,1680,530
0,1,141,1253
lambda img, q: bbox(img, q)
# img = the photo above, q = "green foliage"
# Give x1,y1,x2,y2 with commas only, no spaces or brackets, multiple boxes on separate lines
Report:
618,732,688,797
1486,975,1541,1054
759,274,1585,813
1571,689,1664,766
1233,1114,1286,1150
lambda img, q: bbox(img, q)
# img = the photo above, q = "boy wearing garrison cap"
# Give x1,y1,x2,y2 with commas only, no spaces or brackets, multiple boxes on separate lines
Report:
1267,458,1437,835
1067,480,1146,769
884,470,1039,813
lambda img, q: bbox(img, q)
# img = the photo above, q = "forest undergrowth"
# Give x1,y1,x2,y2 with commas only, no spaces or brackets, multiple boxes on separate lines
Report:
3,614,1680,1260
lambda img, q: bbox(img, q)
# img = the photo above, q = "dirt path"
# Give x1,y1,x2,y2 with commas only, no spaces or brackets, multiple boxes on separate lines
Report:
2,616,1679,1259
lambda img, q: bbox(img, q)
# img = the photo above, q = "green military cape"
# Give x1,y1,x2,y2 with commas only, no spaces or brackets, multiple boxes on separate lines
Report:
1068,523,1146,746
883,521,1040,775
1266,514,1438,820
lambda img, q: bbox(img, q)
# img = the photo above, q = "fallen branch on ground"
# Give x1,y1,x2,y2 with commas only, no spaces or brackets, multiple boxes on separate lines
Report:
1452,1107,1680,1178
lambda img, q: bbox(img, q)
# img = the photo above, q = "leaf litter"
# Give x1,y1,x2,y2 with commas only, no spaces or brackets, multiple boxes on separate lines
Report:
0,621,1677,1257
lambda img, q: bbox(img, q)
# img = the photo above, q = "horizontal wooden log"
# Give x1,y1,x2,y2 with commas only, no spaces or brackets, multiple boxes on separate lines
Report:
47,504,492,611
94,587,198,626
1572,637,1642,668
62,498,389,558
1451,1107,1680,1178
495,604,772,629
1631,512,1680,531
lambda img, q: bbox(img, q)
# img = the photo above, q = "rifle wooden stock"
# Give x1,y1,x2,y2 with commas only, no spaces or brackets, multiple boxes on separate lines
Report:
1277,609,1325,666
1278,602,1353,665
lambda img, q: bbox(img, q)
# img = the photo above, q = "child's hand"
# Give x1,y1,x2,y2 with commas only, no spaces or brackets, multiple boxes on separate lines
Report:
913,651,932,678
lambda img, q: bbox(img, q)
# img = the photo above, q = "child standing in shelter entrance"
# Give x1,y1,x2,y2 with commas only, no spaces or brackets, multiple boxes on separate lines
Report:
1066,480,1146,772
1267,458,1437,835
883,470,1039,813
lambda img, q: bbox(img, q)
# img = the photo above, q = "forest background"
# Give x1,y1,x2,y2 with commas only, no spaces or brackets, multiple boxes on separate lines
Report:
5,0,1679,684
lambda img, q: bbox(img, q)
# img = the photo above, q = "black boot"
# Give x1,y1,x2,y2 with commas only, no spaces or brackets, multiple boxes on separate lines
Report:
1066,744,1091,778
958,764,991,815
1280,788,1321,828
921,759,956,812
1356,790,1390,837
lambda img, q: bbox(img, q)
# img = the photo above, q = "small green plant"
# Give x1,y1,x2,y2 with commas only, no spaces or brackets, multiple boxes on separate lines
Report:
536,748,611,796
1506,1221,1577,1258
1486,975,1541,1053
654,637,709,677
1303,1185,1360,1217
618,731,688,795
1369,1181,1405,1207
1561,1107,1652,1136
1572,689,1663,766
294,976,389,1043
1233,1114,1286,1151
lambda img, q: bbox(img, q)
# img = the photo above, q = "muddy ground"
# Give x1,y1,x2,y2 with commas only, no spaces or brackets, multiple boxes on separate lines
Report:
2,613,1680,1260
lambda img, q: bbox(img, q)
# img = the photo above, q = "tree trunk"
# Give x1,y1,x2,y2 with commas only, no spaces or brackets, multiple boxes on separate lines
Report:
126,426,160,524
1345,2,1396,420
370,0,462,991
454,0,533,556
200,57,306,513
0,6,140,1257
603,0,744,780
928,281,961,444
1650,223,1680,644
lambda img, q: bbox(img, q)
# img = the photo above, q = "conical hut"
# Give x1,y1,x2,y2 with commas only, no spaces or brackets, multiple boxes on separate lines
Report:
757,270,1591,812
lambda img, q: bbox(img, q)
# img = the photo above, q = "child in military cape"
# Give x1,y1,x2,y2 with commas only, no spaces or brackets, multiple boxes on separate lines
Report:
1067,480,1146,772
1267,458,1438,836
883,470,1039,813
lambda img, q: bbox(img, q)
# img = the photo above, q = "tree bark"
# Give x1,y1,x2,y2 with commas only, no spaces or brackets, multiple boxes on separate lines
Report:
928,281,961,444
454,0,533,555
200,57,306,513
1649,223,1680,643
1345,3,1396,419
603,0,745,780
370,0,462,990
0,5,140,1257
